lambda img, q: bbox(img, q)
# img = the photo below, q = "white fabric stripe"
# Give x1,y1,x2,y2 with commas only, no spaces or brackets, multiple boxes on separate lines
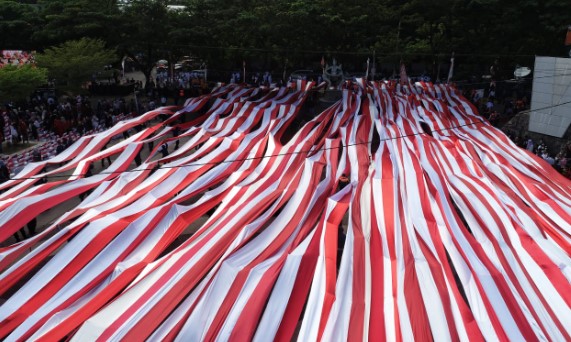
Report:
252,230,315,342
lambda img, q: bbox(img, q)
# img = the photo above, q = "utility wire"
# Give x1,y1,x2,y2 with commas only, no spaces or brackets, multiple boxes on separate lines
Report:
7,99,571,182
156,42,551,58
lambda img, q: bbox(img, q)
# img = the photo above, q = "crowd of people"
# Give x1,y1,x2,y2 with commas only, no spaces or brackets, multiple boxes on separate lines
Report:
0,67,567,186
230,71,277,86
462,82,530,126
458,82,571,177
145,68,209,103
0,50,35,68
155,69,207,90
503,133,571,177
0,93,143,176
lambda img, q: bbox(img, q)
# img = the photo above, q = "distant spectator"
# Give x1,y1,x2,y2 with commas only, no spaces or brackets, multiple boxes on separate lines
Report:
542,153,555,165
526,138,534,152
0,159,10,184
489,111,499,124
160,142,169,157
30,119,39,140
101,143,112,167
172,125,181,150
32,149,41,162
9,122,18,145
485,99,494,112
56,140,65,155
516,98,525,112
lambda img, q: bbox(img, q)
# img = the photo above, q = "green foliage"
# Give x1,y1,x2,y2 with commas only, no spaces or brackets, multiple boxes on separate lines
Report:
3,0,570,80
114,0,176,83
0,1,40,50
0,65,48,101
33,0,121,49
36,38,117,92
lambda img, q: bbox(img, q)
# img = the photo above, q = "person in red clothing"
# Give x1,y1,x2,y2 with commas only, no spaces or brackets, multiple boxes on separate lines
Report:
18,118,28,143
338,173,349,191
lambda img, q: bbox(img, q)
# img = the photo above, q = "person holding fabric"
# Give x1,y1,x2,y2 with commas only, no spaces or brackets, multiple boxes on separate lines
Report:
9,121,19,145
0,159,10,184
160,142,169,157
79,164,94,201
101,144,112,168
27,217,37,237
172,125,181,150
337,224,346,270
33,150,48,184
13,227,27,242
134,150,142,166
337,173,349,191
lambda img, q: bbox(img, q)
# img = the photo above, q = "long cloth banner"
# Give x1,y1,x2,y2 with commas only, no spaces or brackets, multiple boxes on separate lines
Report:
0,81,570,341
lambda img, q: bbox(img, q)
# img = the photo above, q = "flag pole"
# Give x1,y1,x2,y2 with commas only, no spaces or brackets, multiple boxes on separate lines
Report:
372,49,376,81
447,52,455,84
283,58,288,83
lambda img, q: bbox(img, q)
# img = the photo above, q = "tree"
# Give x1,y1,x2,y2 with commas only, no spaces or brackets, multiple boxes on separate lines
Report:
0,1,40,50
4,0,567,83
35,38,117,92
33,0,121,49
115,0,175,86
0,65,48,101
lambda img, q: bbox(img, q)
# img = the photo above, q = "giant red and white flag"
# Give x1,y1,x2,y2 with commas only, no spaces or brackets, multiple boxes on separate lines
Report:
0,81,570,341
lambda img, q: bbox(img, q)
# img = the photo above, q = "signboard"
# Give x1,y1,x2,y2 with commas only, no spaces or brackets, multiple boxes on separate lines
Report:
529,56,571,137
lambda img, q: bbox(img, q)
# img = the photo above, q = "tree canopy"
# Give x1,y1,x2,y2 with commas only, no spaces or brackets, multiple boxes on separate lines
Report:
0,65,48,101
4,0,571,82
35,38,117,92
0,1,40,50
115,0,178,83
33,0,121,48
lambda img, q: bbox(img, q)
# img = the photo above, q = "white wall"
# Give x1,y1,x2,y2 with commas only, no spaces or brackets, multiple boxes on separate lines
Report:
529,56,571,137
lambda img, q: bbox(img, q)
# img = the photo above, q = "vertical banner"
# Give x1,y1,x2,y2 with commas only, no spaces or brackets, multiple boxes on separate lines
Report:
399,62,408,85
447,52,455,83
